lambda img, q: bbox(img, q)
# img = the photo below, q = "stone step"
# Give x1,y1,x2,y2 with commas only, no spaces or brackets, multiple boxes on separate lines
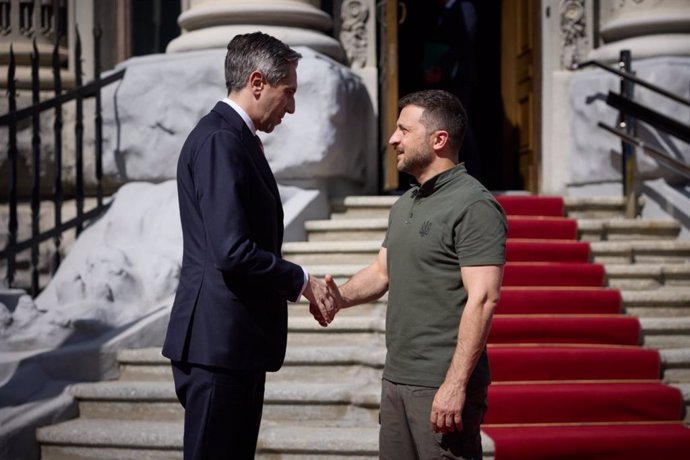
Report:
68,380,380,426
640,318,690,349
622,289,690,317
563,196,647,219
37,419,181,460
329,196,643,220
578,219,681,241
116,344,386,383
671,383,690,424
37,418,383,459
305,218,387,242
290,299,387,318
604,264,690,290
284,240,690,265
589,240,690,264
304,218,681,242
288,315,385,334
662,349,690,383
284,240,382,265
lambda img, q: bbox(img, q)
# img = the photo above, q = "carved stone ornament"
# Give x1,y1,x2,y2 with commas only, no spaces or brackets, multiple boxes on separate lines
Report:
560,0,587,70
340,0,369,68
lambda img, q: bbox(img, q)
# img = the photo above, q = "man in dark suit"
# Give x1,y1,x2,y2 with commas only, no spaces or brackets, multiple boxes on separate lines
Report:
162,32,338,459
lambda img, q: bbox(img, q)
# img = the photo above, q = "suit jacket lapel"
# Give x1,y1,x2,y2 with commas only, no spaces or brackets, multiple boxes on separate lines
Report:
211,102,284,244
211,102,281,202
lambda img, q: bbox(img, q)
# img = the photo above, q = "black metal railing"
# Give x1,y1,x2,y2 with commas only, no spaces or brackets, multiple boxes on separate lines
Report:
0,28,125,295
579,51,690,217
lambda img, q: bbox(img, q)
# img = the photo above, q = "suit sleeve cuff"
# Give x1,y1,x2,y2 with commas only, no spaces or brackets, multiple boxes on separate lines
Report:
298,267,309,301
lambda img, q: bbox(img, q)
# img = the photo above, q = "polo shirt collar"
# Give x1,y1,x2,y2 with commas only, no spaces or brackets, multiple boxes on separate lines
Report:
415,163,466,197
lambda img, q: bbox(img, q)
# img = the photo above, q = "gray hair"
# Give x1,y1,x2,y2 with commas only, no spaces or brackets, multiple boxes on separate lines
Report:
399,90,468,152
225,32,302,92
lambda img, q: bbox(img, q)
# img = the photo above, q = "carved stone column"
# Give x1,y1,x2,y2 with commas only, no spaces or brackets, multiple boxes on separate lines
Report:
590,0,690,61
336,0,377,113
559,0,590,70
166,0,345,62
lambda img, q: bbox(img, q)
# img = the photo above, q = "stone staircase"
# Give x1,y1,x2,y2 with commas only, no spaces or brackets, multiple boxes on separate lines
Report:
35,195,690,459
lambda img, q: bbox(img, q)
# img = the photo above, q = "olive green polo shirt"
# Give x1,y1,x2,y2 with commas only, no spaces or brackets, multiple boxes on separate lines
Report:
382,163,507,389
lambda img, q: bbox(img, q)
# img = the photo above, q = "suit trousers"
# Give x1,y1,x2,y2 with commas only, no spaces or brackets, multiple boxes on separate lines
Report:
379,378,488,460
172,361,266,460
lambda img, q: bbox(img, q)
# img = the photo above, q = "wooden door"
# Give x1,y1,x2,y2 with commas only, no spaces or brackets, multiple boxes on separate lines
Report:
501,0,541,193
380,0,400,191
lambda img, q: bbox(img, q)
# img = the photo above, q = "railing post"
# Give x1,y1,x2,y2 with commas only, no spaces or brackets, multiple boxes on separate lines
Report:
6,46,18,288
94,26,104,208
618,49,637,218
51,37,63,275
30,39,42,296
74,27,84,235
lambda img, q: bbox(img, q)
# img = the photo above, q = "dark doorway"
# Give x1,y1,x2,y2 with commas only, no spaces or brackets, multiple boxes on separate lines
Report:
131,0,181,56
397,0,510,190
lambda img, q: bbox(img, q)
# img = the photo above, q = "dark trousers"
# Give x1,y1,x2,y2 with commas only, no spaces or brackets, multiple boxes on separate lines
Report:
379,378,488,460
171,361,266,460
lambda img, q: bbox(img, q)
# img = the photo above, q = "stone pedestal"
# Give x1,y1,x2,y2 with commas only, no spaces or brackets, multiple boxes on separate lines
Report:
590,0,690,61
99,47,376,195
166,0,345,62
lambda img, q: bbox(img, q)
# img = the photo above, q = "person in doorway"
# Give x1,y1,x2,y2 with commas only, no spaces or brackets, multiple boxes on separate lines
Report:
323,89,506,459
421,0,481,179
162,32,338,459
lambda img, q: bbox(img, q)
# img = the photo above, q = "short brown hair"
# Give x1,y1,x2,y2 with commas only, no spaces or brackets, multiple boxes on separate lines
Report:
399,90,468,152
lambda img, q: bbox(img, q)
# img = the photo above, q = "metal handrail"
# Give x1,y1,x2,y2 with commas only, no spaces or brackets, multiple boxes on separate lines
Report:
599,123,690,181
605,91,690,145
583,51,690,219
578,59,690,108
0,69,125,127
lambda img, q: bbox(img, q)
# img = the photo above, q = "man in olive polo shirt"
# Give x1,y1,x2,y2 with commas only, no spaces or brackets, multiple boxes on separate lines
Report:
323,89,506,459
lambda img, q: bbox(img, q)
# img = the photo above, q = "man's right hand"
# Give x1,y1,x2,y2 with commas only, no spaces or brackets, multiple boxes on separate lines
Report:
303,274,339,327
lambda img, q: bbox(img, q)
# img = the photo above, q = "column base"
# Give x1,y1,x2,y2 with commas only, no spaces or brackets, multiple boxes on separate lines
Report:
588,34,690,62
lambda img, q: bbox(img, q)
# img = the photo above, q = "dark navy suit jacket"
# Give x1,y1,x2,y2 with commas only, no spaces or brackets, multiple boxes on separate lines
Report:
162,102,304,372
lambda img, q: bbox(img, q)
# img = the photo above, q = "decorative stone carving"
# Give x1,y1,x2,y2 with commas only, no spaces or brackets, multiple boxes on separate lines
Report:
340,0,369,68
560,0,587,70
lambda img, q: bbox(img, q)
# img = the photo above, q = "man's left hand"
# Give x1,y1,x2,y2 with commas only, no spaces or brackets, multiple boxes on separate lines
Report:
430,382,465,434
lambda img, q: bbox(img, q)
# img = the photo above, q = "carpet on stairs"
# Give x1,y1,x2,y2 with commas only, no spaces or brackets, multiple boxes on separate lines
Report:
497,287,622,314
502,262,606,287
485,382,684,424
506,240,591,263
497,195,565,217
489,315,640,345
483,423,690,460
507,216,578,240
488,345,661,381
485,195,690,459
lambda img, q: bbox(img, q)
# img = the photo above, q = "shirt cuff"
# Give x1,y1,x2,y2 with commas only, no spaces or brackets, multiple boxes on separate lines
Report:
298,267,309,300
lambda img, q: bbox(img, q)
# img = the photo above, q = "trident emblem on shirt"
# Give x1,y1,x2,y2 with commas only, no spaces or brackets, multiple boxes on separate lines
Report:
419,220,432,238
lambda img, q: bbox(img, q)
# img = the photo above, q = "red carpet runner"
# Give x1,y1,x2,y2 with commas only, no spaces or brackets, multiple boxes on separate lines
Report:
484,195,690,460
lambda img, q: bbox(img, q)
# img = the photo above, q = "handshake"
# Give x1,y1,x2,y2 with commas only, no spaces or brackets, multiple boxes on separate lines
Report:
302,274,343,327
